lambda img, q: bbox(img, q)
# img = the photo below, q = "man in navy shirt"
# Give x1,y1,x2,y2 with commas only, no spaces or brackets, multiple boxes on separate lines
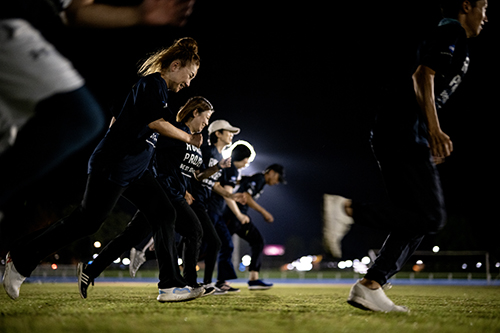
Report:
323,0,488,312
223,163,286,290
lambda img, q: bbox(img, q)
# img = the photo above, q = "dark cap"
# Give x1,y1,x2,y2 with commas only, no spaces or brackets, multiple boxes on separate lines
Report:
265,164,286,184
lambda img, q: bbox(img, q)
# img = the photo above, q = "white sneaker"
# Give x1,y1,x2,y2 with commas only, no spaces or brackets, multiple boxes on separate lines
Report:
2,252,27,300
129,248,146,278
322,194,354,258
347,280,409,313
157,285,204,302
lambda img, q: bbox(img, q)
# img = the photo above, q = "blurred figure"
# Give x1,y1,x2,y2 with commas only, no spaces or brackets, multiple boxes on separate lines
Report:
223,163,286,290
0,0,195,210
323,0,488,312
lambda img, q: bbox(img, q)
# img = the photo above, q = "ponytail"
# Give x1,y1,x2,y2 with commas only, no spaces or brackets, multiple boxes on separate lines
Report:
138,37,200,76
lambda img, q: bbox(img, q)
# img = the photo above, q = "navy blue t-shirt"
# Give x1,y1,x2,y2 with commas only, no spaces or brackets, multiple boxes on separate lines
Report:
372,18,469,155
88,73,173,186
153,122,205,203
190,145,223,209
209,163,239,216
223,172,266,218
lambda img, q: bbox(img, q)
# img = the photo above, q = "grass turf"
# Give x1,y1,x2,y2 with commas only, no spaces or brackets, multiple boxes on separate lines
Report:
0,283,499,333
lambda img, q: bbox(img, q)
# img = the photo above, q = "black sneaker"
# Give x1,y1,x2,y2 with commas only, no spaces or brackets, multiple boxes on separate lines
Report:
77,262,94,299
215,281,240,293
202,284,216,297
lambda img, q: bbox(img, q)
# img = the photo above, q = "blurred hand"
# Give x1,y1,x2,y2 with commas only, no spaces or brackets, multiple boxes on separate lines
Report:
189,133,203,148
231,192,247,205
262,211,274,223
184,191,194,205
140,0,195,26
237,213,250,224
219,157,231,169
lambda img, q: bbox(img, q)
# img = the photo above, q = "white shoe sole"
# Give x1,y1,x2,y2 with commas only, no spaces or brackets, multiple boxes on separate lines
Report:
157,286,204,302
347,281,409,313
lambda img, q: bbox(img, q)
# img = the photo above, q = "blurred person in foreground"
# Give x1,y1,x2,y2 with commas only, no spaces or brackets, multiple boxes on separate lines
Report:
323,0,488,312
0,0,194,213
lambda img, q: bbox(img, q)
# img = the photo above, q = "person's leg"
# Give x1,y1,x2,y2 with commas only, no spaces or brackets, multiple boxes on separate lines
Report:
192,204,221,285
235,221,273,290
172,200,204,286
85,211,152,279
235,221,264,277
120,172,186,289
10,173,125,277
344,149,445,312
210,211,238,282
353,150,446,286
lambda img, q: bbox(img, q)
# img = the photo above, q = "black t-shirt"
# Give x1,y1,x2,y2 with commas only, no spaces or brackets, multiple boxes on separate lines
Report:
88,73,173,186
209,163,239,216
190,144,223,209
154,121,205,203
223,172,266,218
372,18,469,155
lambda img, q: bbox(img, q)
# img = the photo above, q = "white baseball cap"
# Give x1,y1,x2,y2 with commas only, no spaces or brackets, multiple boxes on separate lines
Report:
208,120,240,135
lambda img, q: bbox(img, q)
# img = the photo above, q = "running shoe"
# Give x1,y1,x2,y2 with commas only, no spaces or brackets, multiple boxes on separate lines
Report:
129,248,146,278
202,283,216,297
322,194,354,258
248,279,273,290
347,280,409,312
157,284,204,302
2,252,26,300
77,262,94,299
215,281,240,293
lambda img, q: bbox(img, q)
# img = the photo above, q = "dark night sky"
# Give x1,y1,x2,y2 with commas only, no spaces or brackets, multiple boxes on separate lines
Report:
4,1,498,262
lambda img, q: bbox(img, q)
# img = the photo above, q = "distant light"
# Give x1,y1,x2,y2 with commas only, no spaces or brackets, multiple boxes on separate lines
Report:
462,263,468,269
263,245,285,256
93,253,99,259
221,140,256,163
178,258,183,266
291,256,313,272
113,258,121,264
51,263,58,270
241,255,252,267
416,260,424,265
476,262,482,269
94,241,102,248
338,261,347,269
496,262,500,268
122,258,130,266
432,246,440,253
87,260,93,265
361,256,371,265
344,260,353,268
353,259,368,274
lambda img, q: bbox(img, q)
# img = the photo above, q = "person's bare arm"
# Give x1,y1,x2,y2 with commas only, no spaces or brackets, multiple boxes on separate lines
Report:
212,182,247,204
412,64,453,164
222,185,250,224
244,193,274,223
194,158,231,181
148,119,202,147
64,0,194,28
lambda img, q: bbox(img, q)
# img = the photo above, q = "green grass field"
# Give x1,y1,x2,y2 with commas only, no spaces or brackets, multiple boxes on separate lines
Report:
1,283,499,333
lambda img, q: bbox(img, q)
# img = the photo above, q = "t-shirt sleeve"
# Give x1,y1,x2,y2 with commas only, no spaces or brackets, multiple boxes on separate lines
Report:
419,25,462,73
133,76,174,123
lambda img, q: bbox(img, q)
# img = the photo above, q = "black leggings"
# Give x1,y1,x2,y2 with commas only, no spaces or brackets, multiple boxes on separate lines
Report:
10,171,183,289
